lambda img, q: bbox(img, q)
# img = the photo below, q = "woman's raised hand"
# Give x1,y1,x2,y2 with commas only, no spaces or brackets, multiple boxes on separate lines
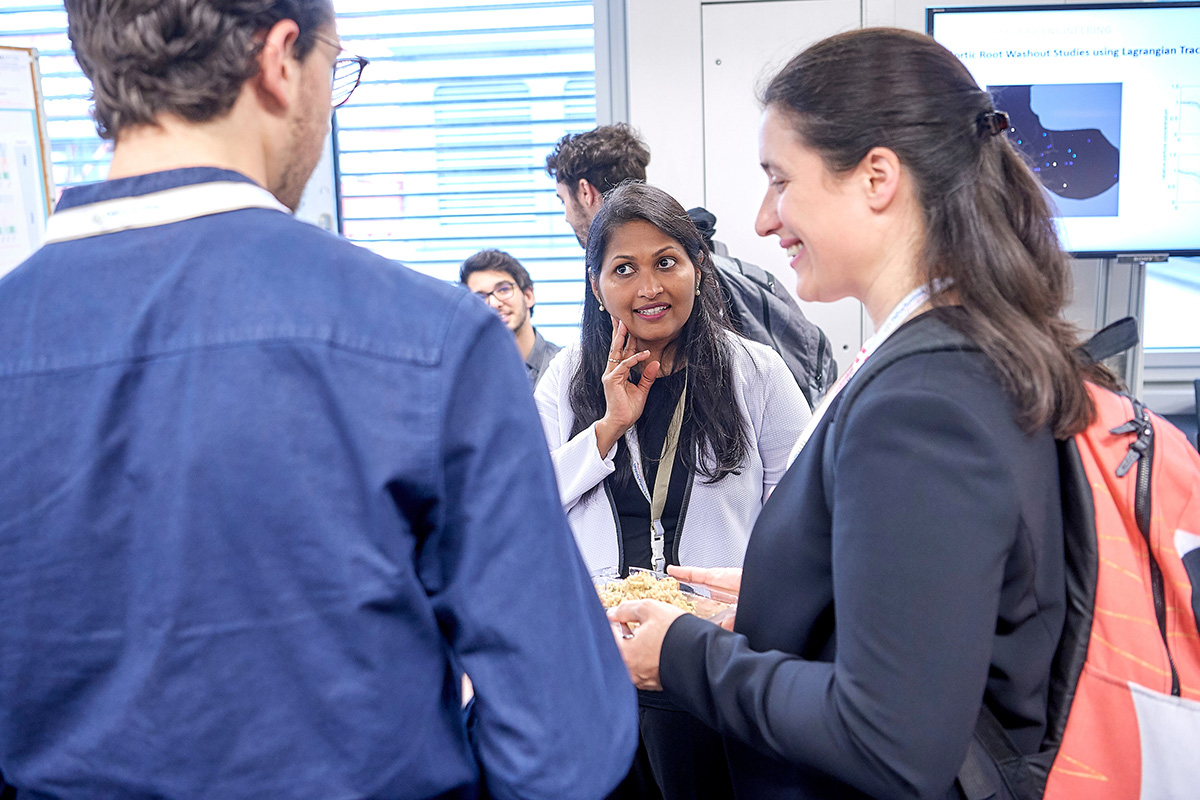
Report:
594,318,660,457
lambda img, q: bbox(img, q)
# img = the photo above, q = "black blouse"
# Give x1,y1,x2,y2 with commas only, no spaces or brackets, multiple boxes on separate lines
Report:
610,368,693,575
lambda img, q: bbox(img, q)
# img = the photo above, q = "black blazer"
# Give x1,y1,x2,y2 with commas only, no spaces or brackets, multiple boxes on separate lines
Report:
660,310,1065,800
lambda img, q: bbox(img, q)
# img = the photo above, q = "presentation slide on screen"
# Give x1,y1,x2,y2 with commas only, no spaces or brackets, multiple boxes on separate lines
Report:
931,5,1200,256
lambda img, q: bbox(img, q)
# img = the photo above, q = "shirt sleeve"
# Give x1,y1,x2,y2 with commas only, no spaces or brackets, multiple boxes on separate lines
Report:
659,382,1019,800
533,350,619,510
420,298,638,800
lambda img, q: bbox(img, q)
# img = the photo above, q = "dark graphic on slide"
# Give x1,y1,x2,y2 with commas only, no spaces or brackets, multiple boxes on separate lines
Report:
990,83,1121,217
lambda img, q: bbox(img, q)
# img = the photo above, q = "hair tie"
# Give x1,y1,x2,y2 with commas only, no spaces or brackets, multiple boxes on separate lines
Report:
976,109,1010,138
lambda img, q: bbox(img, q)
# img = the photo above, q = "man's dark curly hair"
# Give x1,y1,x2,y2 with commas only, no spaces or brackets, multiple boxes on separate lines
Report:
545,123,650,199
66,0,334,141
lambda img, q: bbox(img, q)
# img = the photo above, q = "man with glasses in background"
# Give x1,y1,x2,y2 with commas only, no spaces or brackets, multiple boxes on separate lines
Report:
460,249,561,387
0,1,637,798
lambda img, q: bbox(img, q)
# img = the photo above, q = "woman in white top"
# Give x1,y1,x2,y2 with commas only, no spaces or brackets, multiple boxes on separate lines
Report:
535,182,808,577
535,181,808,800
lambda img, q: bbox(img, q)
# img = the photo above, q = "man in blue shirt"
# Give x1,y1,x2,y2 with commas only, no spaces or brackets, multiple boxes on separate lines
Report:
0,1,637,798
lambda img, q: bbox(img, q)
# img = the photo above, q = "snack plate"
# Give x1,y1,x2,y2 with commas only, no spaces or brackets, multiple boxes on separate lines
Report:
592,566,738,624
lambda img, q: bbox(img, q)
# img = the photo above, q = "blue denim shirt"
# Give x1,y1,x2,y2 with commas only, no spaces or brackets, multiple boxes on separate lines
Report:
0,168,636,800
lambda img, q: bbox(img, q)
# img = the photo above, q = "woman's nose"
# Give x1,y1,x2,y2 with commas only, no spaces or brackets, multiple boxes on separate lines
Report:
755,191,779,238
638,273,663,297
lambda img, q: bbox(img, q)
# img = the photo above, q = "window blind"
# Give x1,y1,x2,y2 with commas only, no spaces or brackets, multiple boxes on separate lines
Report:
335,0,594,344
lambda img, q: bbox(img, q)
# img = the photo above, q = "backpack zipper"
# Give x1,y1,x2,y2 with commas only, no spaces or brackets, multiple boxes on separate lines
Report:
814,331,830,396
1112,399,1180,696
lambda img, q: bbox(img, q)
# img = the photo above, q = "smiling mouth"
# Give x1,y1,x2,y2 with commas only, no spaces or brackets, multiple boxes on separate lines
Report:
786,243,805,258
634,304,670,318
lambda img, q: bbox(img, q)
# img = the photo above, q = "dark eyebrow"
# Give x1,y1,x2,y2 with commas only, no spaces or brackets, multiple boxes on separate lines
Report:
606,244,682,265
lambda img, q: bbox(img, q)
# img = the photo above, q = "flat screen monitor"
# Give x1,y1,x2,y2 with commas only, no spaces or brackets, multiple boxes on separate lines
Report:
928,2,1200,257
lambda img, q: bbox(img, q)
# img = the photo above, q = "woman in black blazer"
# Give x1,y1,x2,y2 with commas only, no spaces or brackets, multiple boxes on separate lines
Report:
609,27,1117,800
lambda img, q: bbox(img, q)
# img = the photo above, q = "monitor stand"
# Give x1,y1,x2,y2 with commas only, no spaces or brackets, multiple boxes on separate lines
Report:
1099,254,1164,399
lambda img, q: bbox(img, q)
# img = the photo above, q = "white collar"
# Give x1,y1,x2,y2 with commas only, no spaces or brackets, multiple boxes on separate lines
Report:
43,180,291,245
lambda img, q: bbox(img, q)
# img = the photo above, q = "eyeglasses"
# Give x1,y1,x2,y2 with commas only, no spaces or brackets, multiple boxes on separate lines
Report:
312,33,368,109
332,55,368,108
474,282,517,303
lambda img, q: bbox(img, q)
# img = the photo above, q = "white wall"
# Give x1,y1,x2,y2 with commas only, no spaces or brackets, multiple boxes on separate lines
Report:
626,0,706,205
699,0,866,362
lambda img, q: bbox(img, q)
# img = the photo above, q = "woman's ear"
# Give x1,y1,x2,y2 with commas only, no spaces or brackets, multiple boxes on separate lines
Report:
859,146,902,213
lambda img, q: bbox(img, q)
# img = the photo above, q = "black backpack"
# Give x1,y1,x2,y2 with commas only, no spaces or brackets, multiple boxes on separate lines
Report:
709,251,837,408
686,207,836,407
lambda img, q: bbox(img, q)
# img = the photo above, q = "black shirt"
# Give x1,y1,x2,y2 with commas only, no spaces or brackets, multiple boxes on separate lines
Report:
610,368,693,574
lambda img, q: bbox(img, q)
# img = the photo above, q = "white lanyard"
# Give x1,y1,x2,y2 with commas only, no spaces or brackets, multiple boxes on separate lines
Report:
786,283,942,466
43,180,291,245
626,383,687,572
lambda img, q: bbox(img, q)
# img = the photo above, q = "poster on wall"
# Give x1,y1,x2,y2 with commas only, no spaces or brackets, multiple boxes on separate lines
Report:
0,45,53,279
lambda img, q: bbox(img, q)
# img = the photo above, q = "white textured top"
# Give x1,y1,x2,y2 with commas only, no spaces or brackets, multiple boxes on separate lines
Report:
534,333,810,572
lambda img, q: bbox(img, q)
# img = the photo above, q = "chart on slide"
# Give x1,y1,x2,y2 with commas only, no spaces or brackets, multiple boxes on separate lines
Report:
1179,86,1200,137
1176,86,1200,204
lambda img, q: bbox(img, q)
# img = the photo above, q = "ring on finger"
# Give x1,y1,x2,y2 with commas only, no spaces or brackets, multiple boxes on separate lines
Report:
608,357,621,364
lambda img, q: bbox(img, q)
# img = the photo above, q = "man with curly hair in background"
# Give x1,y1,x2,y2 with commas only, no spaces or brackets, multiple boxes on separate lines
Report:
0,2,636,798
545,123,650,247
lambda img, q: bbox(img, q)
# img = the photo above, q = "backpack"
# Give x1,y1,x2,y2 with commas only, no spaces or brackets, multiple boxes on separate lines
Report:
709,251,837,408
824,315,1200,800
686,206,837,407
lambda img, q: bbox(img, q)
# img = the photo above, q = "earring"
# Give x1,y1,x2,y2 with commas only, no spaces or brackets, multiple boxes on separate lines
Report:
695,284,700,296
598,301,605,311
